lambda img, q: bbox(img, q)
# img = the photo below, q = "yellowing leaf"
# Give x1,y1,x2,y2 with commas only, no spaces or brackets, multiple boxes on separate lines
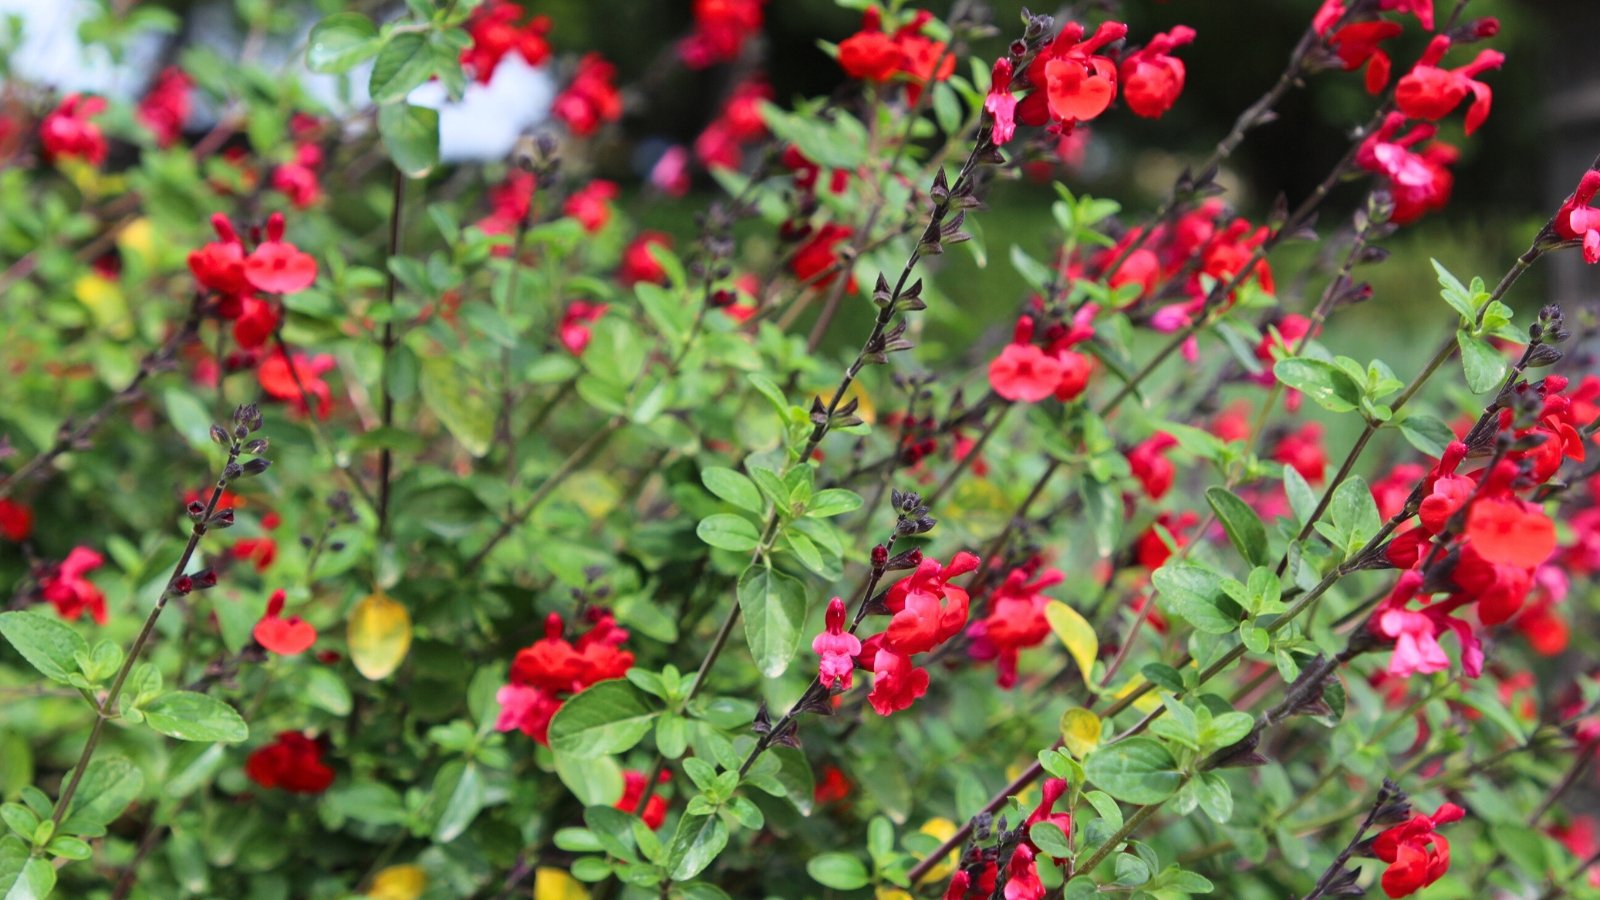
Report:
1110,676,1162,713
561,470,621,519
877,889,914,900
348,591,412,680
1044,601,1098,689
74,274,134,340
914,818,959,883
365,864,426,900
117,218,157,267
534,867,591,900
1059,707,1102,758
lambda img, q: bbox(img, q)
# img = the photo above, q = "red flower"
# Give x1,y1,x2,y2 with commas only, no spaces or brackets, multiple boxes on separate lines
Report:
812,597,862,690
1127,432,1178,500
1328,22,1404,93
617,769,671,829
791,223,854,289
1002,845,1045,900
138,67,192,147
272,144,324,209
40,547,107,625
813,765,852,805
1119,26,1196,119
189,214,253,298
620,232,673,286
564,180,619,233
232,537,278,572
40,94,108,166
245,731,335,794
244,213,318,294
254,589,316,656
837,8,902,82
1464,498,1556,569
497,612,635,744
1272,422,1327,483
558,301,608,355
461,0,552,84
883,552,979,655
989,343,1064,403
0,498,33,542
233,297,280,350
257,350,335,419
1016,21,1128,130
1555,170,1600,264
863,643,929,715
553,54,623,137
985,58,1019,145
967,568,1061,688
1372,803,1465,898
679,0,765,69
1394,36,1503,135
836,9,954,102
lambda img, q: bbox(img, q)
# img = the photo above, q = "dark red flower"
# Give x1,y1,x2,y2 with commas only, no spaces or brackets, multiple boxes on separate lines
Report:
462,0,552,84
138,67,192,147
40,94,108,166
679,0,765,69
40,547,106,624
791,223,855,289
0,498,33,542
245,731,335,794
553,54,623,137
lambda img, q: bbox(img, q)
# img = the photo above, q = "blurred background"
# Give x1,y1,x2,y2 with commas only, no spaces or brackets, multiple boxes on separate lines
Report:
3,0,1595,354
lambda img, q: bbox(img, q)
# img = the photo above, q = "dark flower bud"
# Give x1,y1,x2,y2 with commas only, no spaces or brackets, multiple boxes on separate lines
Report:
886,548,923,570
244,438,270,456
191,569,218,590
173,575,193,595
240,458,272,477
210,425,231,447
209,508,235,528
871,544,889,567
187,500,207,520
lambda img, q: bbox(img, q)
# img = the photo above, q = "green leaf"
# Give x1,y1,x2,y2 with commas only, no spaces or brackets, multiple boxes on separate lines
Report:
162,388,215,450
432,761,485,843
696,514,761,552
737,564,808,678
805,489,862,518
1205,486,1268,566
420,356,493,456
1328,475,1380,549
141,691,249,743
60,757,144,837
1084,738,1184,805
806,853,870,890
548,680,660,758
1029,822,1072,858
1457,330,1506,394
1152,565,1241,635
1398,414,1456,458
1283,466,1318,526
377,103,440,178
1081,475,1122,558
0,611,87,684
368,32,433,104
1272,358,1362,413
1432,258,1476,323
306,13,379,73
702,468,763,514
666,813,727,881
553,752,624,806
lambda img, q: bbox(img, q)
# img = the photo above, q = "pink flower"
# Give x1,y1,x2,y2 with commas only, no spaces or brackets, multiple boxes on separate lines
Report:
985,58,1018,145
883,552,979,655
1555,171,1600,264
988,343,1064,403
812,597,862,689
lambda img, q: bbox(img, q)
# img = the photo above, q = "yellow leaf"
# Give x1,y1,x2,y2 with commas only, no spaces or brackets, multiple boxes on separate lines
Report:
914,818,959,883
348,591,412,680
1044,601,1098,689
1109,676,1162,713
561,470,621,519
117,217,157,267
365,864,426,900
1059,707,1102,759
534,867,591,900
74,274,134,340
876,889,914,900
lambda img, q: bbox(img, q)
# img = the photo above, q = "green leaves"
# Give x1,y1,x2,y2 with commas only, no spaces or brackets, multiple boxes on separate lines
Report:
701,468,763,514
1152,565,1242,635
1457,330,1507,393
306,13,380,73
368,32,434,104
420,356,494,456
1084,738,1184,805
666,813,728,881
696,514,761,552
1273,358,1362,414
0,611,87,685
140,692,248,743
1205,487,1268,566
737,565,807,678
548,680,659,758
806,853,870,890
1433,258,1479,323
377,103,441,179
60,757,143,837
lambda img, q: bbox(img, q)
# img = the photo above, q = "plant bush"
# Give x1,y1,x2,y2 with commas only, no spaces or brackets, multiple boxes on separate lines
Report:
1,0,1599,898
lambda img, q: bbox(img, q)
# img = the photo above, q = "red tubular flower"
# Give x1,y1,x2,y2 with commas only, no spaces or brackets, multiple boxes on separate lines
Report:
245,731,335,794
620,232,673,286
813,597,862,689
791,223,855,289
679,0,765,69
138,67,192,147
461,1,552,84
1327,21,1404,93
40,547,107,624
863,643,929,715
985,58,1018,145
1119,25,1196,118
616,769,671,829
1464,498,1556,569
883,552,979,654
272,143,325,209
1127,432,1178,500
40,94,108,166
1025,778,1072,851
257,350,336,419
813,765,852,805
1002,845,1045,900
233,297,280,350
1372,803,1465,898
1395,36,1504,135
989,343,1064,403
558,301,608,355
244,214,318,294
564,180,619,233
189,214,252,298
232,537,278,572
498,612,635,743
254,589,317,656
553,54,623,137
1272,422,1327,483
1555,171,1600,264
1016,21,1128,130
0,498,34,542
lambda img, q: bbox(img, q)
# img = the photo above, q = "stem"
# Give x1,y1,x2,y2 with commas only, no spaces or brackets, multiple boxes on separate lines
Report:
377,167,406,539
50,441,242,831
